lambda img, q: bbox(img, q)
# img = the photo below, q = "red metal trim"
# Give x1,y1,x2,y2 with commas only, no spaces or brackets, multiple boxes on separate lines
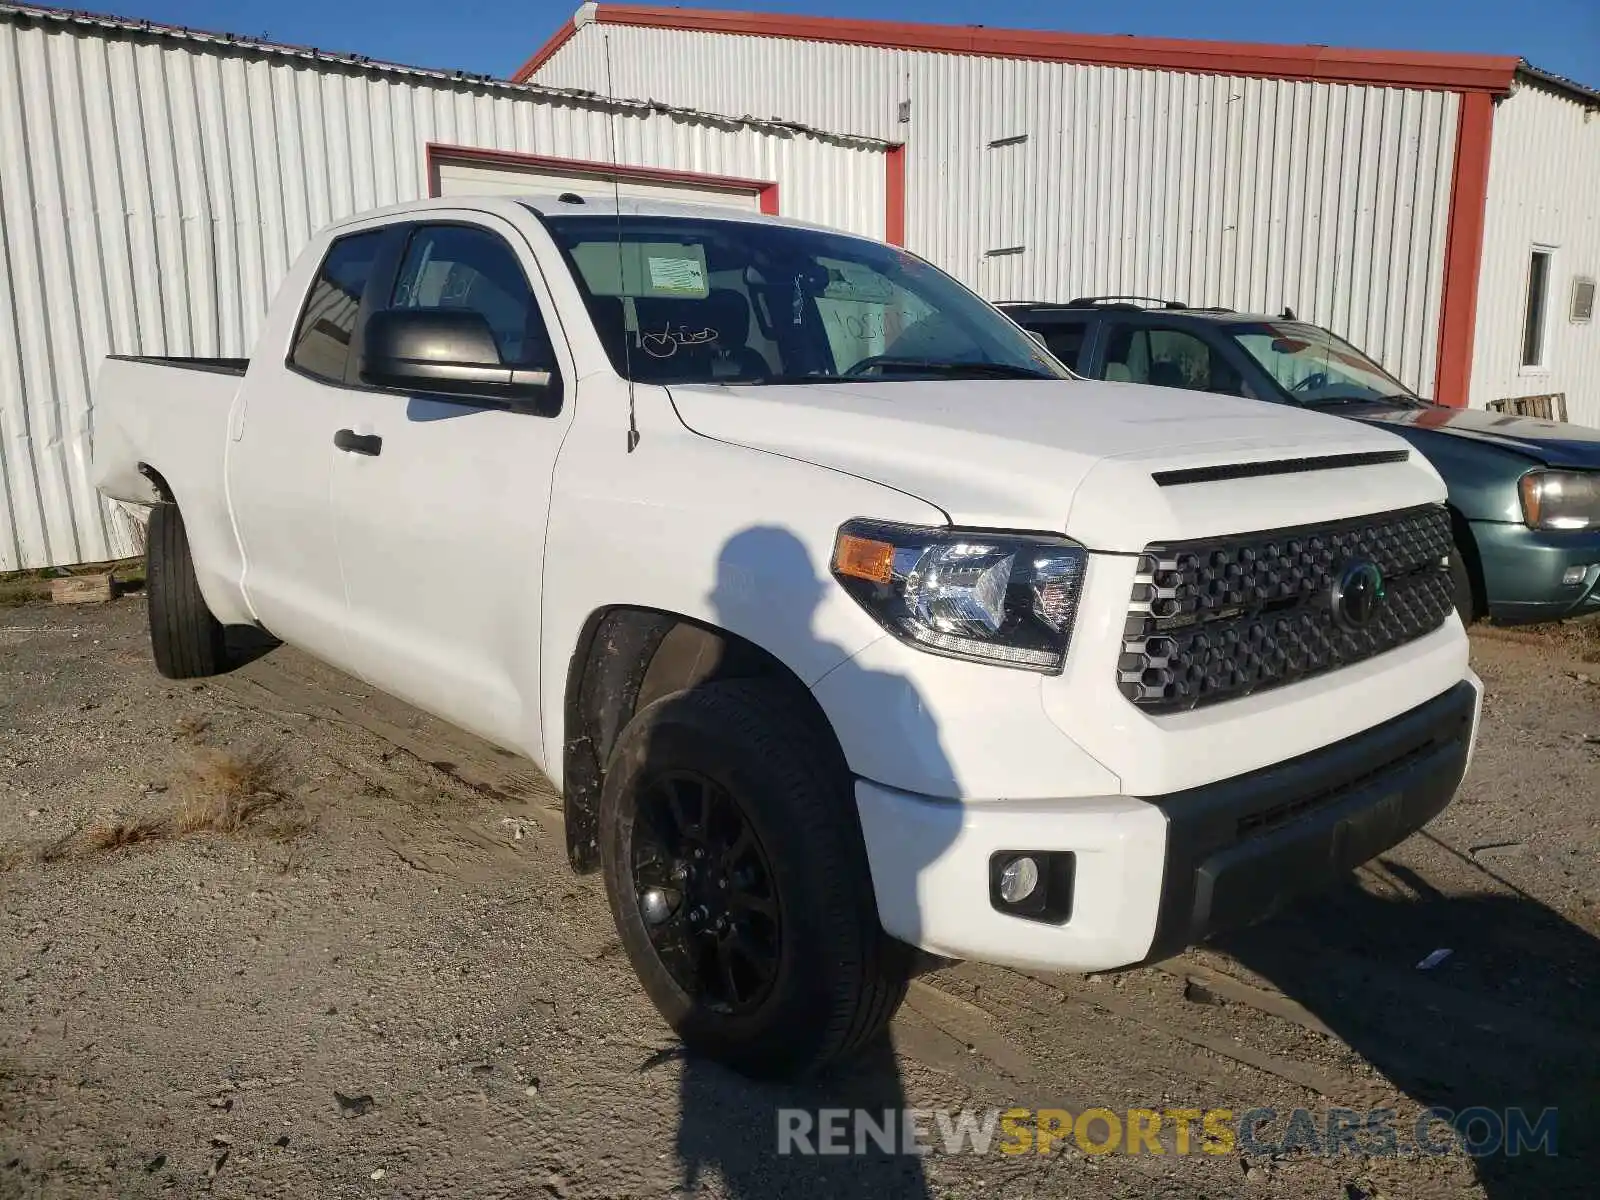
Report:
1433,91,1496,408
424,143,780,212
884,144,905,245
511,18,580,82
522,6,1521,93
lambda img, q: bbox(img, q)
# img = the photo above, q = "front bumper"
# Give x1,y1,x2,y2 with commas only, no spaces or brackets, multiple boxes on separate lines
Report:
855,675,1482,973
1473,520,1600,624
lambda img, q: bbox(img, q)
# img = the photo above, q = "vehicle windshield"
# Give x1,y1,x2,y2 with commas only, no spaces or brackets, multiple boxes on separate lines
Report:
1228,322,1421,406
539,213,1065,385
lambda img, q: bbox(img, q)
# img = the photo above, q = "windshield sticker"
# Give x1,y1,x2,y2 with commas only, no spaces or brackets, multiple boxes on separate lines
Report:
639,325,719,358
822,262,896,303
646,255,708,297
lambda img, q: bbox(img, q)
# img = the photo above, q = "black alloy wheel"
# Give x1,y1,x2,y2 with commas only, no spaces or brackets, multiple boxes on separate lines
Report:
630,769,781,1014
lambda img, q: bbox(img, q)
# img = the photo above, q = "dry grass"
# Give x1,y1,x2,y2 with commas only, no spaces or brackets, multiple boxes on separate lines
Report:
85,814,171,851
14,744,314,869
172,745,313,840
173,713,212,742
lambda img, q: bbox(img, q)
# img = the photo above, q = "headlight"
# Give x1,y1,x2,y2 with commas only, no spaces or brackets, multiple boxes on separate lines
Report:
1519,471,1600,531
830,519,1087,672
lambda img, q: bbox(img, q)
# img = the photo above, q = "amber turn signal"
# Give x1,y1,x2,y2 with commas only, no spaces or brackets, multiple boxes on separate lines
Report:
833,533,895,584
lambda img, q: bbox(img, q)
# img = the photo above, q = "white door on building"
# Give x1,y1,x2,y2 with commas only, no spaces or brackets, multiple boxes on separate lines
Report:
432,154,765,211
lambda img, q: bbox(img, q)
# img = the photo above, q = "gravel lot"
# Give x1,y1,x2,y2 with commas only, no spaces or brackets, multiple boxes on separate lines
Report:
2,598,1596,1199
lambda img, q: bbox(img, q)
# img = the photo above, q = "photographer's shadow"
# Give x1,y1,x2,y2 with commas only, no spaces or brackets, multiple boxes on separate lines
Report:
1218,848,1600,1196
659,525,958,1198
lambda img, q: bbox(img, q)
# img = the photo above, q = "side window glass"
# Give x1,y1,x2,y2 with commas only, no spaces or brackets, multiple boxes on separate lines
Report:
1103,324,1246,396
389,225,554,369
1147,328,1247,396
290,230,385,383
1102,323,1151,384
1038,321,1088,370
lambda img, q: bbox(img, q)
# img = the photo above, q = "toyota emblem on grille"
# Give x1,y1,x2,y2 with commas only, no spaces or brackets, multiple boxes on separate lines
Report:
1331,559,1386,630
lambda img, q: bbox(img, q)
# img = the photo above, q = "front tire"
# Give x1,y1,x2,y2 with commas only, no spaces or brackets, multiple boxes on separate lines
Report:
1449,536,1479,628
598,679,912,1080
146,502,227,679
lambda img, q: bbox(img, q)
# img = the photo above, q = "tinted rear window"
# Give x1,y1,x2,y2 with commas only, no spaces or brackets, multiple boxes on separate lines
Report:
290,230,385,384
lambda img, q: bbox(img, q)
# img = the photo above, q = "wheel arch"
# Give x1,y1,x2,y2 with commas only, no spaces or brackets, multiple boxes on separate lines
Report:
560,605,847,873
137,463,177,504
1447,503,1487,621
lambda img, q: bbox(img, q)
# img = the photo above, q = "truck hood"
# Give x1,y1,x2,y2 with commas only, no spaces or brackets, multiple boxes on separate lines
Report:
1351,404,1600,469
667,378,1447,552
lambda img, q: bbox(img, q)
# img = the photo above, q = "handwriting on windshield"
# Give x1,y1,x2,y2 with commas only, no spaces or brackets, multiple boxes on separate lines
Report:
640,325,719,358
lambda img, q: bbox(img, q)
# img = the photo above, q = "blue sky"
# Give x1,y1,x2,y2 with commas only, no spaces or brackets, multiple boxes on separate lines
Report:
63,0,1600,87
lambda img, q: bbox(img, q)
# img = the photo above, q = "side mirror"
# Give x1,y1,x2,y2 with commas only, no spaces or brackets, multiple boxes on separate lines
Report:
358,309,557,413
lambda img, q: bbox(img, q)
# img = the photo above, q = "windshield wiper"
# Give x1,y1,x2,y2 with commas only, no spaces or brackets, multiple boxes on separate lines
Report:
691,361,1061,386
1301,390,1425,408
859,359,1058,380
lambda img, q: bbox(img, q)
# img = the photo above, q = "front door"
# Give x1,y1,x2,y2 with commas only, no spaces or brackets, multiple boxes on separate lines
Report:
330,215,575,753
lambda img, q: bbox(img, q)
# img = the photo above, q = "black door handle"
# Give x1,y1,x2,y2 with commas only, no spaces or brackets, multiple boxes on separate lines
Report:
333,429,382,456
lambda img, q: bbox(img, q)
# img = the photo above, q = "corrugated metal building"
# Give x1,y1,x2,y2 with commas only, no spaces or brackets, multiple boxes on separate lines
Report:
2,2,1595,573
522,4,1600,425
0,3,892,572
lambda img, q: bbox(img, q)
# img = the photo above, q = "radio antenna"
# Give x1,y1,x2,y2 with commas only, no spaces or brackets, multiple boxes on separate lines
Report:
603,33,640,452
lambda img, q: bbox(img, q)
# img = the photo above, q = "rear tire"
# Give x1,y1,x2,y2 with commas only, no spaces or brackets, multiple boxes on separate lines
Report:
147,502,227,679
598,678,912,1080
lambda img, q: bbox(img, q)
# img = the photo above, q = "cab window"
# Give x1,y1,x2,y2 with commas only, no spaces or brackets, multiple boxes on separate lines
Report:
289,230,386,383
389,224,556,369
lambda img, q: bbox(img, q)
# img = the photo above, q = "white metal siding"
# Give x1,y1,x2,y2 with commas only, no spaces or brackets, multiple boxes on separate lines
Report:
534,22,906,142
537,23,1459,398
434,159,762,207
0,14,886,571
1471,83,1600,426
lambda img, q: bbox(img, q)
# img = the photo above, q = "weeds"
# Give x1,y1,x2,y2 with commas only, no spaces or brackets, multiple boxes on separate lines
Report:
14,744,314,869
173,713,211,742
32,827,82,864
85,815,171,851
172,745,313,840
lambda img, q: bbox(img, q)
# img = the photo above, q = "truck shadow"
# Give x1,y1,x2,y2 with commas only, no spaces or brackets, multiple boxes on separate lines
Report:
661,525,956,1198
221,623,280,669
1216,847,1600,1196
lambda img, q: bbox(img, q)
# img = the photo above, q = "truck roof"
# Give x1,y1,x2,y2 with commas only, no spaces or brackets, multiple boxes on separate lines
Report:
998,299,1292,326
322,193,846,237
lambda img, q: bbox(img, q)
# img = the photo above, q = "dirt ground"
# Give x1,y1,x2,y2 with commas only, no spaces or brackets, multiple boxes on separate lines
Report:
1,598,1596,1200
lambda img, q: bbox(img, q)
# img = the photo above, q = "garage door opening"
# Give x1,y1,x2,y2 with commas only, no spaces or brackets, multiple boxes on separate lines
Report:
426,144,779,214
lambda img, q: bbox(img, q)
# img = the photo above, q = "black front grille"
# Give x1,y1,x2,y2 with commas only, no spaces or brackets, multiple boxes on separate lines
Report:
1119,504,1455,713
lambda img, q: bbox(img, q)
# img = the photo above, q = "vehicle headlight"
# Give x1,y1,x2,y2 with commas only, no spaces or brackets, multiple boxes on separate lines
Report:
830,519,1087,672
1519,470,1600,531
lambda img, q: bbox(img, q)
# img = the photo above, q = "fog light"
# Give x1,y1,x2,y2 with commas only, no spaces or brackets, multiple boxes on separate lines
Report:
989,850,1075,923
1561,565,1589,587
998,855,1040,904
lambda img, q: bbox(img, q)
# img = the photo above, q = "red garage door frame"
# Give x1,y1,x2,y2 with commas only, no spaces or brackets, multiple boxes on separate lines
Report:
515,7,1523,405
424,143,781,215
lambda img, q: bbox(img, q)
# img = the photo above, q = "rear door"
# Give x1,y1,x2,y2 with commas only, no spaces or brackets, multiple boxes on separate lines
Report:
230,225,398,664
330,213,576,752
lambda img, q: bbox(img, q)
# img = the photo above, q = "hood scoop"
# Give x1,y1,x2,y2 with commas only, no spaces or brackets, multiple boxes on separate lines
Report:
1152,449,1410,487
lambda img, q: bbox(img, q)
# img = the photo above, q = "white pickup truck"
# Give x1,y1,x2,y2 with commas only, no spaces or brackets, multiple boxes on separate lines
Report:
95,195,1481,1079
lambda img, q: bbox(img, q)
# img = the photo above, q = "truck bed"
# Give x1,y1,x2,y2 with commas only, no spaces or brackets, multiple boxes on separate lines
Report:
93,355,245,509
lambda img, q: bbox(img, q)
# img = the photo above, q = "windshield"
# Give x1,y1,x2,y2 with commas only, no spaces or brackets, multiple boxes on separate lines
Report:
539,214,1065,385
1229,322,1419,405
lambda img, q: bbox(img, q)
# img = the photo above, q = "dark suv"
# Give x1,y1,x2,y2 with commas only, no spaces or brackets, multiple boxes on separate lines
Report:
1000,298,1600,626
